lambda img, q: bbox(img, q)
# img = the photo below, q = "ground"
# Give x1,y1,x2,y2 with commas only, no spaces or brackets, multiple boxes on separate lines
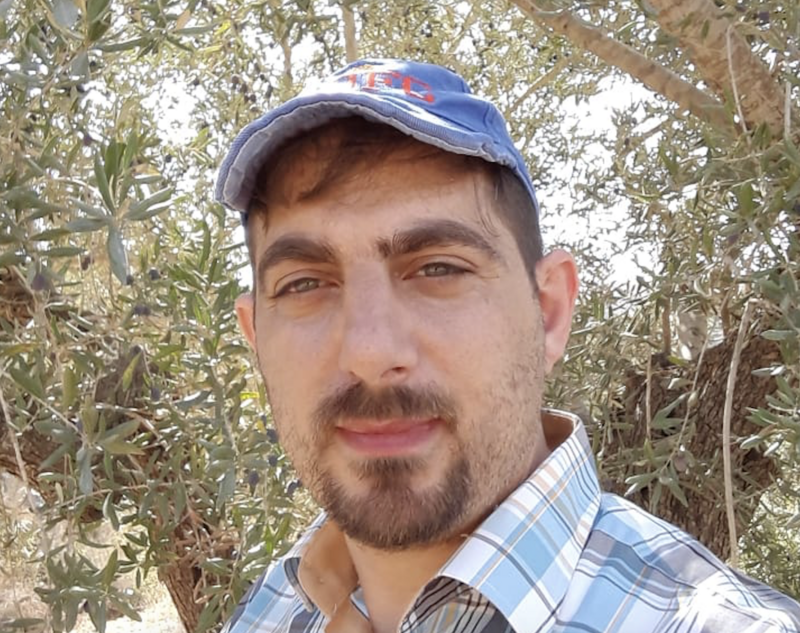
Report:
0,565,185,633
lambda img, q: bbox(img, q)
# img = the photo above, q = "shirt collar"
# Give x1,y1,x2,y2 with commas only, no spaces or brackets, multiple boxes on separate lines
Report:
436,410,601,632
281,410,601,633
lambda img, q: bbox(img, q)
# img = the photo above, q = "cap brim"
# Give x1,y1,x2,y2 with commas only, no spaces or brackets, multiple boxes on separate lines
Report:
215,89,522,214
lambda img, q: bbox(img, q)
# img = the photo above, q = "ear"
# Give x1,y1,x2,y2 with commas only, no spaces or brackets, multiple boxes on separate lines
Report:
534,249,579,374
235,293,257,350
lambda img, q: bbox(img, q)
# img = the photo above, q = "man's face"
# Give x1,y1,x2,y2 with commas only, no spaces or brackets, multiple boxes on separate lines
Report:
236,147,577,550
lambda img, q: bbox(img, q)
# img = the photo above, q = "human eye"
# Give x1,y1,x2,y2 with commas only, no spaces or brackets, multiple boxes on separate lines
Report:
273,277,329,298
414,262,468,278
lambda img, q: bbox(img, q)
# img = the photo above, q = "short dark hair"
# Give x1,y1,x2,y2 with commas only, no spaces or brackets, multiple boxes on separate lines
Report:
244,117,543,286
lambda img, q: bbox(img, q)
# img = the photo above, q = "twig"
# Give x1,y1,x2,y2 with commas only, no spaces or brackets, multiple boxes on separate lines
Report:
444,1,480,59
660,297,672,357
280,36,293,91
668,321,712,471
785,81,791,141
722,299,754,568
507,54,571,116
645,354,653,443
726,24,749,137
342,4,358,63
13,380,80,432
0,371,39,518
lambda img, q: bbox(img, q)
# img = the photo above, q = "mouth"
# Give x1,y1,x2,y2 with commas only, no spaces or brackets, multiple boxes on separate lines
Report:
335,418,443,457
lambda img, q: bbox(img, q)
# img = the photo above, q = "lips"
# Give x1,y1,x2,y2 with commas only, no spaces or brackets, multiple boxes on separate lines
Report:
336,418,442,456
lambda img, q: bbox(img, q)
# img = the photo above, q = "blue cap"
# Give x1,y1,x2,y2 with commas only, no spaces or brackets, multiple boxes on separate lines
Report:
215,58,538,215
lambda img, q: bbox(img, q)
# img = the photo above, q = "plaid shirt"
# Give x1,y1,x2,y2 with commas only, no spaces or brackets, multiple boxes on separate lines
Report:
222,411,800,633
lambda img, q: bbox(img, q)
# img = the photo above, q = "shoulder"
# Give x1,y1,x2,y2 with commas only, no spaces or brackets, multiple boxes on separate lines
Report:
576,493,800,632
221,555,323,633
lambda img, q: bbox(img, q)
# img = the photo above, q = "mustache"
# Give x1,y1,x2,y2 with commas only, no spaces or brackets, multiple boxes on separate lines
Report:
313,383,458,431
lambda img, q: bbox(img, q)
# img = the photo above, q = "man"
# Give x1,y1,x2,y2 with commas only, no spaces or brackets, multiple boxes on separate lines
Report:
216,59,800,633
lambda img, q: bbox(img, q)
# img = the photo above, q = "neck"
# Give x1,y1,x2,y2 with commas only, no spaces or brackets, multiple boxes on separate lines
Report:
345,534,466,633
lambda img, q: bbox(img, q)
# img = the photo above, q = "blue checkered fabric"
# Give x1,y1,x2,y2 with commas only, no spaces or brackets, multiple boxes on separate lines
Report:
222,412,800,633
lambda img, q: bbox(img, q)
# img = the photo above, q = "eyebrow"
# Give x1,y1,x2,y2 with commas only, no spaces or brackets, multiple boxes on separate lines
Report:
377,219,503,262
256,219,503,292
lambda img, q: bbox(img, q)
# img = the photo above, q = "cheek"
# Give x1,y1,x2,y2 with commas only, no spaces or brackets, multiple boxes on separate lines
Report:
419,288,537,368
256,306,336,371
254,317,331,432
429,293,543,425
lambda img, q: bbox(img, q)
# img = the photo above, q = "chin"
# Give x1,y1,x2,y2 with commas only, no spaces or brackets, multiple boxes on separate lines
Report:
320,454,472,550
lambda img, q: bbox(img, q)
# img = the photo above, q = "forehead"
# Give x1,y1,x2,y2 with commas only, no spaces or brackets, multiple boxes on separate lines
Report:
250,150,505,251
261,126,479,206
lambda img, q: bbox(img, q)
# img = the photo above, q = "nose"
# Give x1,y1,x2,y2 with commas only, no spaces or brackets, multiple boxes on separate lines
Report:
336,270,418,387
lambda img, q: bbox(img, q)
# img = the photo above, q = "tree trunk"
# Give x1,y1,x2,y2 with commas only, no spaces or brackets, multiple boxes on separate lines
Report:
342,5,358,63
605,328,780,560
159,554,200,632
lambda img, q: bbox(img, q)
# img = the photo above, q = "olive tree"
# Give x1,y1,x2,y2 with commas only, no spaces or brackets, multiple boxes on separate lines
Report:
1,0,798,631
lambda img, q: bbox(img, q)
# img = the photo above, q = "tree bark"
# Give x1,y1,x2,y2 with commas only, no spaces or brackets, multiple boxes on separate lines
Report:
647,0,787,136
606,328,781,560
0,416,57,486
509,0,733,133
159,548,200,632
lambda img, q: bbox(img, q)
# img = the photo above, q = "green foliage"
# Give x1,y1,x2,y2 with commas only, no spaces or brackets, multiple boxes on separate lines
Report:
548,0,800,595
0,0,316,629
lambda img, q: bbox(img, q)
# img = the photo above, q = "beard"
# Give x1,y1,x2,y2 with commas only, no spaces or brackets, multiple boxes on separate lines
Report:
320,452,471,550
304,382,472,550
